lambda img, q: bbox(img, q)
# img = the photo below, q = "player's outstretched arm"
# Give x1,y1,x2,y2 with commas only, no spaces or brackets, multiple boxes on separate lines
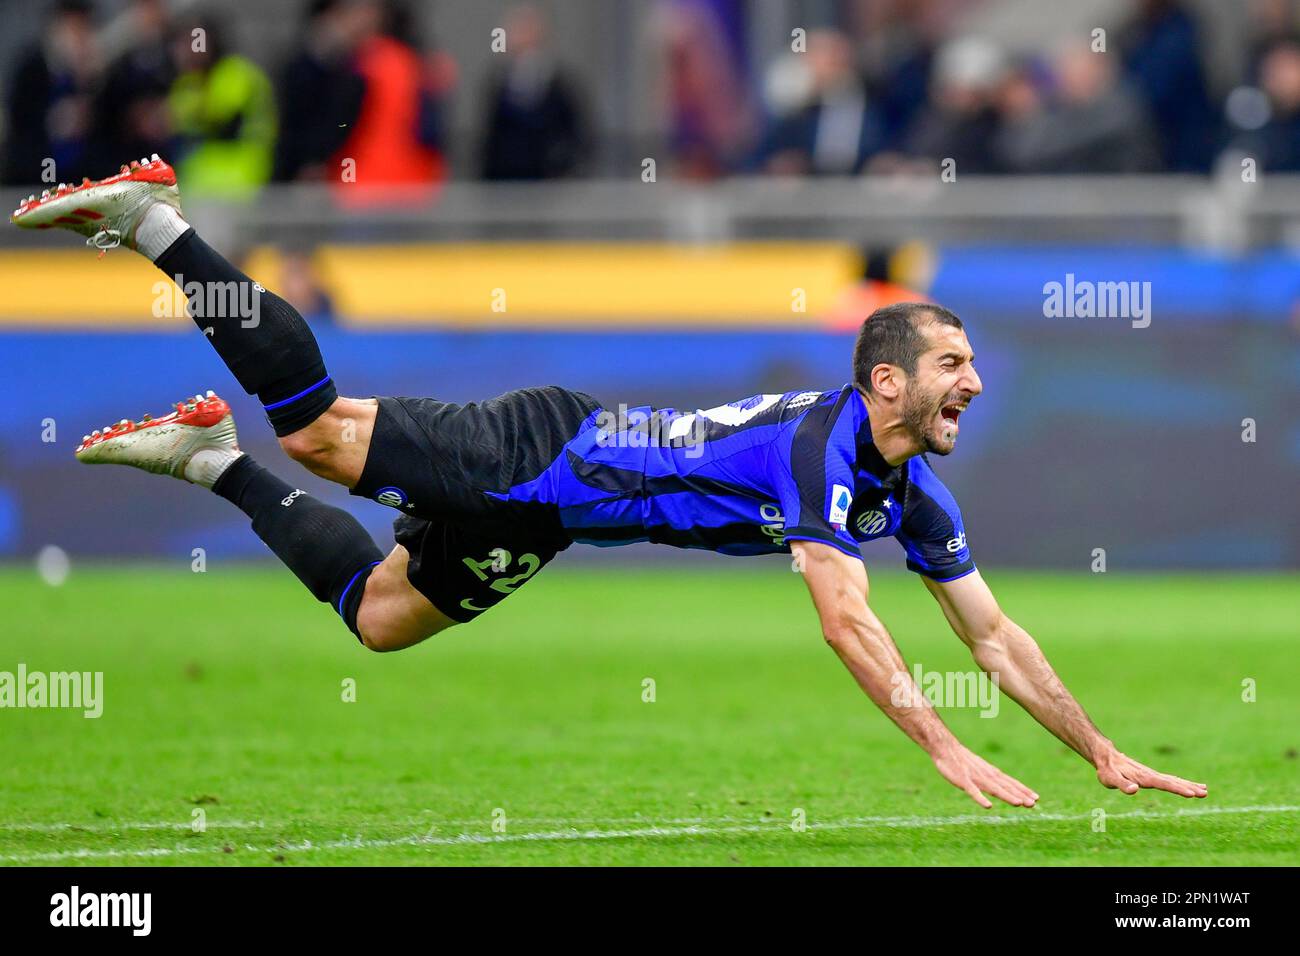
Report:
924,571,1208,799
792,541,1038,809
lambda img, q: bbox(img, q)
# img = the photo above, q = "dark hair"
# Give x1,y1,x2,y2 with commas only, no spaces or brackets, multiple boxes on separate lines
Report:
852,301,964,394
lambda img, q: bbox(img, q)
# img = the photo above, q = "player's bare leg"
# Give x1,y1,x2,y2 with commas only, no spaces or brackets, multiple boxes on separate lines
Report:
72,391,454,650
354,546,456,652
276,396,456,650
277,396,378,488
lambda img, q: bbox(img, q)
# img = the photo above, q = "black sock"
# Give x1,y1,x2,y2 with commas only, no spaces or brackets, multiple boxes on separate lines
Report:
212,455,382,640
156,229,338,436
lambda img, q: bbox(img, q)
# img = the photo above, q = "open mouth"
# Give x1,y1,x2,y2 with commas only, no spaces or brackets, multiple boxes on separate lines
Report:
939,402,968,429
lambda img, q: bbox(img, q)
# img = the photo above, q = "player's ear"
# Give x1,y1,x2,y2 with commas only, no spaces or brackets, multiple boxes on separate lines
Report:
871,362,904,399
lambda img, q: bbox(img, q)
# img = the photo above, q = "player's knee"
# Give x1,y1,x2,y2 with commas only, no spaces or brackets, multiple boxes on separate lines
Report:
355,603,410,652
356,626,395,653
355,616,449,653
353,576,453,652
278,398,374,486
278,427,334,472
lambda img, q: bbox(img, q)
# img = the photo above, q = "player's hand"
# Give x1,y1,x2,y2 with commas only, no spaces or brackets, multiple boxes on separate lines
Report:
1095,749,1208,798
931,744,1039,809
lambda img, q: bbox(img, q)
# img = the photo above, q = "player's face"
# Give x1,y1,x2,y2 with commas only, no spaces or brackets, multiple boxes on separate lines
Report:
901,324,982,456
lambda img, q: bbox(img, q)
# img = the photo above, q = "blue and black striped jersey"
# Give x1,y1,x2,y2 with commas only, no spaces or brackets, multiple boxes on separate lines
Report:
492,385,976,581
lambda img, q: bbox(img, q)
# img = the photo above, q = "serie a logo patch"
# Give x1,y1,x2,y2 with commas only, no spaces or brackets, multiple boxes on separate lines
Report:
828,484,852,530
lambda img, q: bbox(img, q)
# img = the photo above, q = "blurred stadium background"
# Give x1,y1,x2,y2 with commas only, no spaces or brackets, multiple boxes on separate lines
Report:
0,0,1296,573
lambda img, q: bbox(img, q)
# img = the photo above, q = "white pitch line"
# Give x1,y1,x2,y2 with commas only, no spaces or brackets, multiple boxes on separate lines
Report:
404,804,1300,831
1,804,1296,864
0,815,728,833
0,820,266,833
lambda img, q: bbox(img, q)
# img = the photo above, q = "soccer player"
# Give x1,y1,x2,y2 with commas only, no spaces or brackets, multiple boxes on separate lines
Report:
13,158,1208,809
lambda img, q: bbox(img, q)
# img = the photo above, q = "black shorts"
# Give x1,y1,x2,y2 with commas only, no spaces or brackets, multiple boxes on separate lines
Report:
351,386,602,623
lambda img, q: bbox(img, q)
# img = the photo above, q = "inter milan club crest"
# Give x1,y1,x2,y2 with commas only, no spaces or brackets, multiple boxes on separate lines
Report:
856,508,889,536
855,496,900,538
375,486,409,510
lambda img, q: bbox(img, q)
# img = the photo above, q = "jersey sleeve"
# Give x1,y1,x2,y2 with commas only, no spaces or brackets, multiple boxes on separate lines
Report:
896,457,976,581
773,402,863,561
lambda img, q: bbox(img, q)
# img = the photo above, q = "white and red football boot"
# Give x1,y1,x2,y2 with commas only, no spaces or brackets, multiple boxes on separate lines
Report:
9,154,181,252
76,391,242,487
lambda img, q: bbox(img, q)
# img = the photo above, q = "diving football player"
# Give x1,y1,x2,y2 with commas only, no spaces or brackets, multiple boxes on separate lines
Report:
12,158,1208,808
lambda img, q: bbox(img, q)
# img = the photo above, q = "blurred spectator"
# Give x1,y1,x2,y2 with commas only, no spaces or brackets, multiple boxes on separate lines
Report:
273,0,370,182
167,14,277,199
656,0,756,179
86,0,175,174
992,55,1047,132
480,4,587,180
1245,0,1300,63
278,249,338,325
892,35,1007,174
0,0,1285,186
996,44,1159,173
756,30,885,176
824,241,937,331
856,0,947,150
2,0,99,185
1119,0,1219,172
1237,36,1300,170
330,0,449,202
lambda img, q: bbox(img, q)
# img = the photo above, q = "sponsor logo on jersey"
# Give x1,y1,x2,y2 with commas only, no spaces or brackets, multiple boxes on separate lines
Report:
829,484,852,530
375,486,408,509
946,531,968,553
856,509,889,536
787,390,821,410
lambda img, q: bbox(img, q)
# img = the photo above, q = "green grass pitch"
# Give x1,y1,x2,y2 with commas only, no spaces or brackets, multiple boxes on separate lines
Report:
1,564,1296,866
